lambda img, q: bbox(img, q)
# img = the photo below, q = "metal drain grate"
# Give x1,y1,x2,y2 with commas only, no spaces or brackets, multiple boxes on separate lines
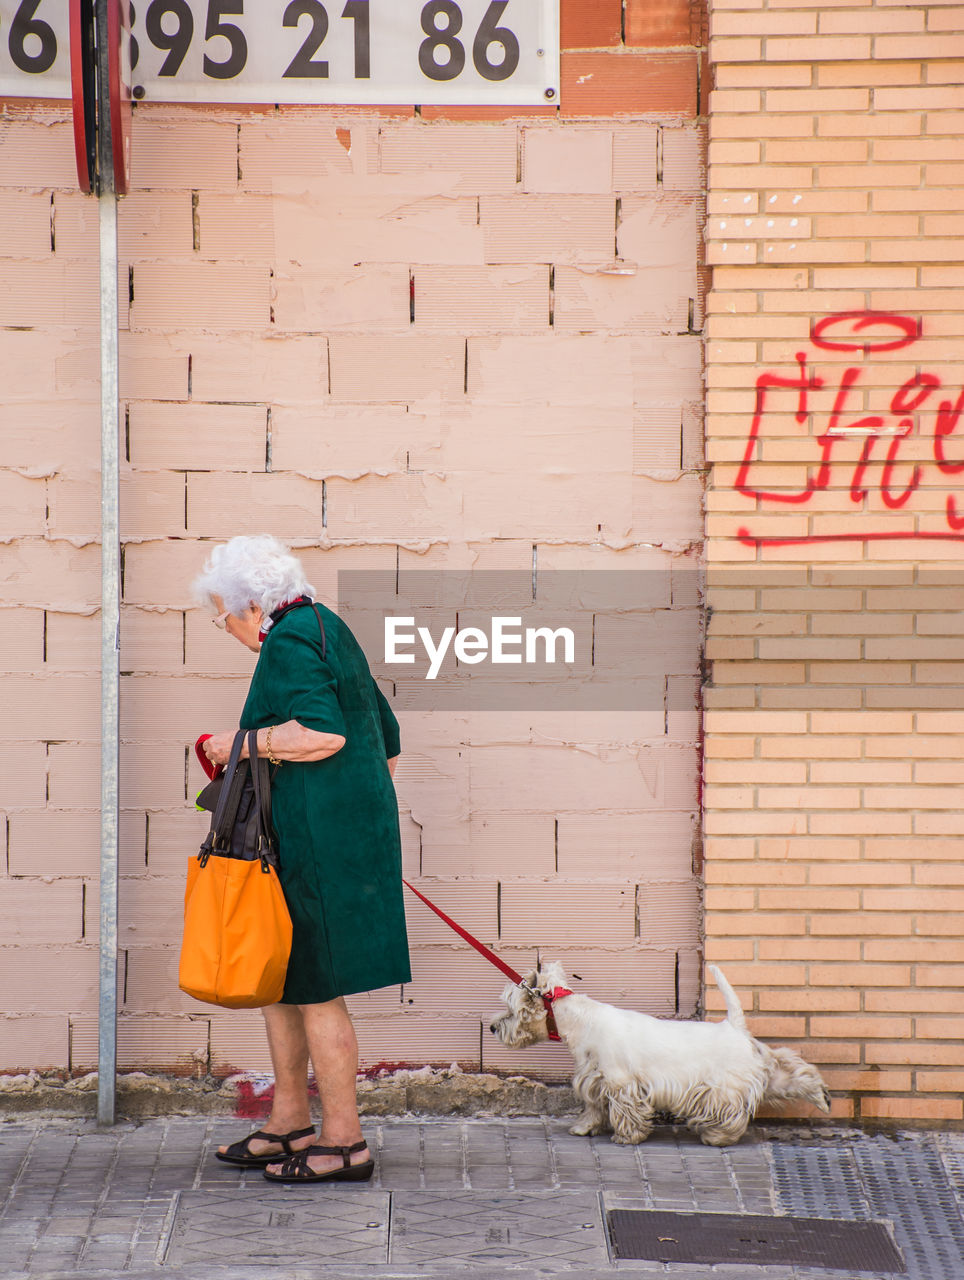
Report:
938,1133,964,1214
773,1133,964,1280
854,1134,964,1280
607,1209,905,1271
772,1143,869,1219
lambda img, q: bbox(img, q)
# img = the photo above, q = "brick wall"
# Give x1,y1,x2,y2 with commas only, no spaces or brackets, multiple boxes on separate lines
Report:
0,0,707,1079
705,0,964,1121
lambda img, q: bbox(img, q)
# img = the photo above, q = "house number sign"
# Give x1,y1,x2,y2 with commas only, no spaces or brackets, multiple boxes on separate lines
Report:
0,0,559,104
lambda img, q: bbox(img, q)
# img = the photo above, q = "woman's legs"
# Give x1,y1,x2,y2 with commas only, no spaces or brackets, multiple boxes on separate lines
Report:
217,1002,315,1158
265,997,370,1175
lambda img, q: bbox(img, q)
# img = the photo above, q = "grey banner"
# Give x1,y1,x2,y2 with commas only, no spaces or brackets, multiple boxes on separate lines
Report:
338,569,701,712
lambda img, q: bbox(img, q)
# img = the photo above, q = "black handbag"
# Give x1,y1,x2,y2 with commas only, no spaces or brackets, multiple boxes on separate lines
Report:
196,729,278,869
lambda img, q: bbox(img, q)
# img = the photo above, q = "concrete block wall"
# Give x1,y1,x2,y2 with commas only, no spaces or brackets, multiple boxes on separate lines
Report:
705,0,964,1120
0,0,707,1078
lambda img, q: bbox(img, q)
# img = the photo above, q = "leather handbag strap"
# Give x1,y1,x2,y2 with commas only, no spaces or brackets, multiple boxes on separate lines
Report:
267,597,326,661
247,728,275,859
311,604,327,660
208,728,249,851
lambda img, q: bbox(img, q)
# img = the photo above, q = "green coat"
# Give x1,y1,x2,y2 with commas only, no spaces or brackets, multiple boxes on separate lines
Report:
239,602,411,1004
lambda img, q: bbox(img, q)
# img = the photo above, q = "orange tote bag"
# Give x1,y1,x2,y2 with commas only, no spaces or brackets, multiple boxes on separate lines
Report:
179,729,293,1009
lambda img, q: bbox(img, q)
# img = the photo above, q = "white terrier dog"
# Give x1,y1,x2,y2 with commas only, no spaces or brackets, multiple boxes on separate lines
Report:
490,962,831,1147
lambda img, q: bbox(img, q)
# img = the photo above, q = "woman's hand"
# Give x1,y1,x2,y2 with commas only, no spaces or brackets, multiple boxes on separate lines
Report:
202,732,242,767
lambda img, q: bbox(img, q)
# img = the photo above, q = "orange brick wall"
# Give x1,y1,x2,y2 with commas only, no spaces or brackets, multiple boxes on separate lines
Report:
705,0,964,1121
0,0,708,1079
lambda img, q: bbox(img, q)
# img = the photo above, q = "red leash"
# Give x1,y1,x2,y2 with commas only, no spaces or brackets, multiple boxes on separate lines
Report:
403,879,565,1042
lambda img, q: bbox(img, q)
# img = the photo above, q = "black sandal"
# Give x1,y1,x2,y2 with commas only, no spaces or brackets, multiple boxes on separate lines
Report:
215,1125,317,1168
262,1139,374,1184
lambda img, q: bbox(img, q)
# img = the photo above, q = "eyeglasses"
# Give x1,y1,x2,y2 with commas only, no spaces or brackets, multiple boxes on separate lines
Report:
212,610,230,629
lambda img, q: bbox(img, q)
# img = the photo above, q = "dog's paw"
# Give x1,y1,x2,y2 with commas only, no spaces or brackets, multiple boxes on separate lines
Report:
569,1117,604,1136
698,1132,741,1147
611,1130,650,1145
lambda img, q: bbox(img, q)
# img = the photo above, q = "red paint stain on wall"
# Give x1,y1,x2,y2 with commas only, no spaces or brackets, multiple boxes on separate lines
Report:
230,1066,421,1118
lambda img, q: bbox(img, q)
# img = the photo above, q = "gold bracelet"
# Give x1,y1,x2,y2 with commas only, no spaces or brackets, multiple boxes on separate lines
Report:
265,726,281,766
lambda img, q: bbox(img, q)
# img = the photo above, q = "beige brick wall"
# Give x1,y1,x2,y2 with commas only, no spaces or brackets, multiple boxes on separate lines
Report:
0,0,707,1079
705,0,964,1121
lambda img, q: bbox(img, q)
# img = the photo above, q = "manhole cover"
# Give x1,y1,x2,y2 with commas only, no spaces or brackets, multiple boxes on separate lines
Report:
161,1189,390,1266
390,1191,607,1267
607,1209,905,1271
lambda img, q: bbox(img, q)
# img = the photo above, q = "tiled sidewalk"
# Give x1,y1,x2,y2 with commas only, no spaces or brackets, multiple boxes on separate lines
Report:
1,1115,963,1279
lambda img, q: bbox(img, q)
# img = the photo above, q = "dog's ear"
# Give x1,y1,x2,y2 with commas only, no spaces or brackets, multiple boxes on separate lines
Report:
533,960,567,994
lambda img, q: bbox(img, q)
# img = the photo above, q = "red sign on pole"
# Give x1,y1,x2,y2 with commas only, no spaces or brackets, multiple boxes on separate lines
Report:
69,0,95,193
105,0,133,195
69,0,133,195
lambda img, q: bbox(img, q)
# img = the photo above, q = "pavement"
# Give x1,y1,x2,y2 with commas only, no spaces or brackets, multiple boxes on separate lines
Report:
1,1113,963,1280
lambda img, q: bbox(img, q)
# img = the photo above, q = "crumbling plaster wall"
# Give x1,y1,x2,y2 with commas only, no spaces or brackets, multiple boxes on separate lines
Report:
0,0,707,1079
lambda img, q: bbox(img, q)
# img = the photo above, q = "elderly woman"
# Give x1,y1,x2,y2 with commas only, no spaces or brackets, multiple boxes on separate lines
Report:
193,535,410,1184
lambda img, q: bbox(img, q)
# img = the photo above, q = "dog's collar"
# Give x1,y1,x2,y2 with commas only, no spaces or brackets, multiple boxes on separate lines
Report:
518,980,573,1003
540,988,571,1041
517,979,571,1041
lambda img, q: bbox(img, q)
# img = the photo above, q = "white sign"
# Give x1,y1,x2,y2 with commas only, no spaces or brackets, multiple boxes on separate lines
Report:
0,1,71,99
0,0,559,104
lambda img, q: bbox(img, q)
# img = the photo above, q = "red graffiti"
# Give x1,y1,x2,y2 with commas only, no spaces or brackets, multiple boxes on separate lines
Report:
735,311,964,547
810,310,920,354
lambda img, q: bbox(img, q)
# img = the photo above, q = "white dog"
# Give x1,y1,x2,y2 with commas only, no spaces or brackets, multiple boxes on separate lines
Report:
489,962,831,1147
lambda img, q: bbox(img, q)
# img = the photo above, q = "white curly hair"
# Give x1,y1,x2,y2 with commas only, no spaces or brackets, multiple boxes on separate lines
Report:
194,535,315,617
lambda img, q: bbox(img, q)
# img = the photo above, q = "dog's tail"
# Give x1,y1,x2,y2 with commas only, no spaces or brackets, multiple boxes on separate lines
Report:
708,964,748,1033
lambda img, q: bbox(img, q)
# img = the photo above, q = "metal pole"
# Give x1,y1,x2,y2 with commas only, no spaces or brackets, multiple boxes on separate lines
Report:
98,189,120,1126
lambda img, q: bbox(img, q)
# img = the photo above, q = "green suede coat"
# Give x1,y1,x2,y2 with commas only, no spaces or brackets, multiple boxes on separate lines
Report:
239,602,411,1004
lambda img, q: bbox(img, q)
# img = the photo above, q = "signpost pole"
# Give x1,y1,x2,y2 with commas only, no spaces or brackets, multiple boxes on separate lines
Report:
93,0,132,1128
97,184,120,1128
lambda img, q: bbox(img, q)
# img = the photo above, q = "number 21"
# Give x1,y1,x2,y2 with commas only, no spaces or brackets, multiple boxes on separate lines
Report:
283,0,370,79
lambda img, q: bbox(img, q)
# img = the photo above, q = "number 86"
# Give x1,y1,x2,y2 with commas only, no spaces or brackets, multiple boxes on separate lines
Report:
420,0,520,83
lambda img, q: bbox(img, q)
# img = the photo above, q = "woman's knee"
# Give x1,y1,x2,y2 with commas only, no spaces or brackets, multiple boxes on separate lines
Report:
298,996,349,1017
